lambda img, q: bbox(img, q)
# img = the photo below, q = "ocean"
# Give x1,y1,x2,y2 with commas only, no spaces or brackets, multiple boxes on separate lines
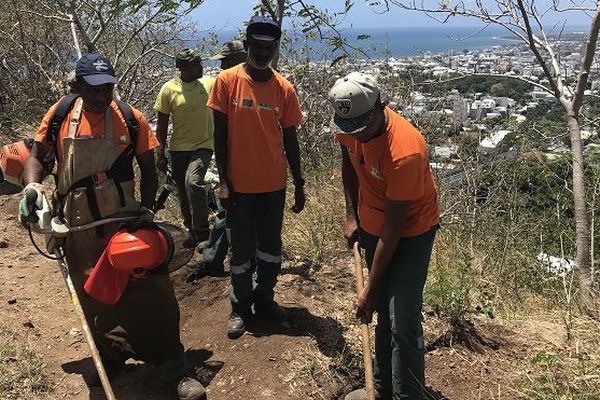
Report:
198,25,586,61
287,26,512,58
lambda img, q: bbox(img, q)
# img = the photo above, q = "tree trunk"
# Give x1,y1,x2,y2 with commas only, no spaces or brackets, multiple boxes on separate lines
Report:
566,111,598,316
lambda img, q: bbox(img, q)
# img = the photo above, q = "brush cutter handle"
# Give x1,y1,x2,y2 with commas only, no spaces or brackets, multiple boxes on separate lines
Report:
54,248,117,400
352,242,376,400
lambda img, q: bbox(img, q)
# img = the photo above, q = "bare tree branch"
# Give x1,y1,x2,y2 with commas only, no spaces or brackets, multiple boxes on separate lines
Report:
572,5,600,114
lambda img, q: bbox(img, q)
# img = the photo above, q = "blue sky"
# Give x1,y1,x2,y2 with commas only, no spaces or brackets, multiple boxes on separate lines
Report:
190,0,591,30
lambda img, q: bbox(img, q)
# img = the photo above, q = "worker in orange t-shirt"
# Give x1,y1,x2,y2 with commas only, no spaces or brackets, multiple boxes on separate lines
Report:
329,72,440,400
207,16,306,339
20,53,206,400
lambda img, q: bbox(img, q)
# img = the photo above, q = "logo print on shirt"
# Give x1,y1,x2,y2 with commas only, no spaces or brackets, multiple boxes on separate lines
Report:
258,103,274,112
93,59,109,72
370,166,383,180
242,99,254,108
335,99,352,115
232,98,238,107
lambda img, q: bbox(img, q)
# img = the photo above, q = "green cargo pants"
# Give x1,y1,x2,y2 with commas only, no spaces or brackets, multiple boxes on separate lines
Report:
360,226,437,400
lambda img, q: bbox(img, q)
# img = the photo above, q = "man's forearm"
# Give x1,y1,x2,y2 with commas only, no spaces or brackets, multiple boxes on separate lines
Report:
365,200,410,295
23,142,49,185
341,147,359,224
282,127,303,184
140,172,158,209
213,111,230,187
366,233,402,296
155,112,169,151
137,151,158,208
214,137,229,185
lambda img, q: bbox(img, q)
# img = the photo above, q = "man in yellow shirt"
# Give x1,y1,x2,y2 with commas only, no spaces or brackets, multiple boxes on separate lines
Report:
154,49,214,245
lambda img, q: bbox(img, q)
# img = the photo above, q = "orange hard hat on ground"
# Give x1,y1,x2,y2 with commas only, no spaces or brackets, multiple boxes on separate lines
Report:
107,228,169,276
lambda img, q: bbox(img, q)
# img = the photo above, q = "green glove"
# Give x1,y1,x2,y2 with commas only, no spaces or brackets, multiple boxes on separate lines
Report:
19,183,44,225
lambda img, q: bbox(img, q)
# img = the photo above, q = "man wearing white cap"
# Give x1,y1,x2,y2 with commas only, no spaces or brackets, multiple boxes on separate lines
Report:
208,15,306,339
328,72,440,400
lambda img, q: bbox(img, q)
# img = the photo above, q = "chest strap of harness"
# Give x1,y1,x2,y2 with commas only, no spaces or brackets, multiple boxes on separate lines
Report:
51,98,139,228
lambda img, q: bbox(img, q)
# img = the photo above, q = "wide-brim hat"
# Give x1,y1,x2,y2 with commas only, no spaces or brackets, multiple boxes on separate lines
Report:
209,40,247,60
175,48,202,68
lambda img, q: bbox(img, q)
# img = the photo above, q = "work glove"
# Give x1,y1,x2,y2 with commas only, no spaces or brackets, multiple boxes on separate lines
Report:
18,182,45,225
123,206,155,232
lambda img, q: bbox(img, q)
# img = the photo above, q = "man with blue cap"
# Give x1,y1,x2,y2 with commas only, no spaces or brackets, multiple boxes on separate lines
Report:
20,53,207,400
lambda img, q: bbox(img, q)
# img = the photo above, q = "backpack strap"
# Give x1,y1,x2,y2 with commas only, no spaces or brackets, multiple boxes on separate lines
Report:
114,99,139,149
47,95,138,148
52,98,141,228
46,94,80,148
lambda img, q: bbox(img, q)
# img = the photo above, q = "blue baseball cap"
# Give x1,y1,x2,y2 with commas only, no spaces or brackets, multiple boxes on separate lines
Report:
75,53,118,86
247,15,281,41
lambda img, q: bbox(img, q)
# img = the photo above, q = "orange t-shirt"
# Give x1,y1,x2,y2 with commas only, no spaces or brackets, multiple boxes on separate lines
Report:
336,108,439,237
35,98,159,167
207,64,303,193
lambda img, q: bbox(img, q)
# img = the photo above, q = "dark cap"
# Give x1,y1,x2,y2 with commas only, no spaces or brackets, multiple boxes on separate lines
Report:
175,48,202,68
246,15,281,41
75,53,118,86
209,40,247,60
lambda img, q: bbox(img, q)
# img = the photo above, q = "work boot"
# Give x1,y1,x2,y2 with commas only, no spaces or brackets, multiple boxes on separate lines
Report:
344,388,368,400
186,261,225,282
227,310,250,339
255,301,288,323
175,376,207,400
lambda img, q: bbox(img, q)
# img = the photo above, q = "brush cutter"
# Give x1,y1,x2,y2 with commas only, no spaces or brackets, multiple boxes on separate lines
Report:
22,189,118,400
22,179,189,400
0,138,33,186
352,242,376,400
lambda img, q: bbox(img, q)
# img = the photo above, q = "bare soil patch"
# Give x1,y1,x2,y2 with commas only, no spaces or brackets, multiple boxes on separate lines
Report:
0,193,566,400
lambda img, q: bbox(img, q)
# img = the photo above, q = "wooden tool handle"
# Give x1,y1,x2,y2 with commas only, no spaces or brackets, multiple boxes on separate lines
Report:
352,242,376,400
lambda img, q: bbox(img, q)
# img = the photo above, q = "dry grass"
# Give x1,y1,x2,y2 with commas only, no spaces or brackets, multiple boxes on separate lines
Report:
283,174,347,264
279,169,600,399
507,312,600,400
0,329,50,399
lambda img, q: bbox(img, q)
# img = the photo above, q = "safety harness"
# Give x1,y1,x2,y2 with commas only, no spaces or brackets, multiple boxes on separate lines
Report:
46,95,140,229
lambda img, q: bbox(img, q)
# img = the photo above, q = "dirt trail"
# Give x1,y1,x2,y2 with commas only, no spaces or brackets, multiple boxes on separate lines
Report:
0,193,553,400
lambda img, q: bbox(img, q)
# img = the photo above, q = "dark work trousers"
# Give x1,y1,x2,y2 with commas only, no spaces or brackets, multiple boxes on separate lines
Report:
65,223,191,383
360,226,437,400
169,148,213,236
227,189,286,314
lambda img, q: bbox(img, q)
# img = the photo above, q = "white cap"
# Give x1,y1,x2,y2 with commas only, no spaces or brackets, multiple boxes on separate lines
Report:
328,72,380,133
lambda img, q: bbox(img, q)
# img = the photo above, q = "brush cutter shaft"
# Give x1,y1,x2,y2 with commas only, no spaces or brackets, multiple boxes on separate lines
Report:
55,248,117,400
352,242,376,400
